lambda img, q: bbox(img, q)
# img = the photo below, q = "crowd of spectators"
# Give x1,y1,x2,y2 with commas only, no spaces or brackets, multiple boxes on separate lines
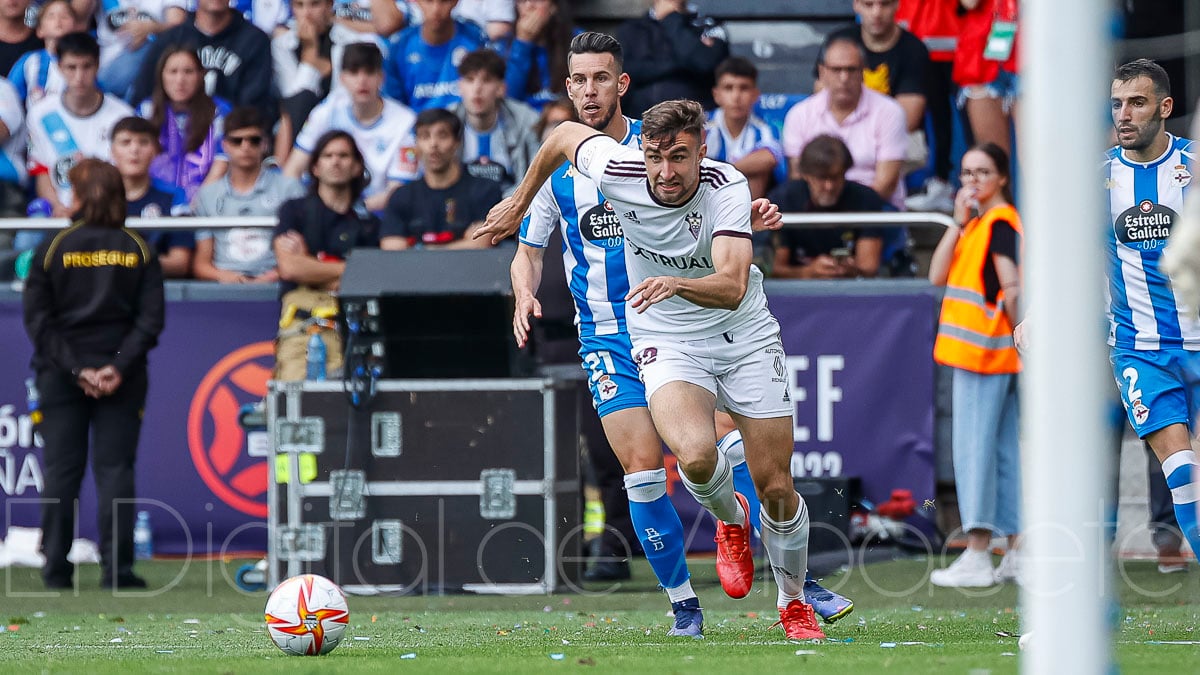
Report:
0,0,1021,284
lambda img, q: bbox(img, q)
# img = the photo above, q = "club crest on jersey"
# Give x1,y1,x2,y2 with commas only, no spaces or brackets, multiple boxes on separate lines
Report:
1172,164,1192,187
686,211,703,239
1115,200,1176,246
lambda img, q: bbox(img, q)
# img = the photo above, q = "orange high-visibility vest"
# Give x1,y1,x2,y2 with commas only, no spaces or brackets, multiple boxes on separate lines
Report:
934,204,1023,374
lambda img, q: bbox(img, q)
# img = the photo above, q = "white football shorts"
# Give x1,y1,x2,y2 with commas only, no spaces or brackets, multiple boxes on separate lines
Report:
630,315,794,419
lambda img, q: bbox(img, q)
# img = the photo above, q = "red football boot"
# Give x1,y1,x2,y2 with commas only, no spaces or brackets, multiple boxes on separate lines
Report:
713,492,754,599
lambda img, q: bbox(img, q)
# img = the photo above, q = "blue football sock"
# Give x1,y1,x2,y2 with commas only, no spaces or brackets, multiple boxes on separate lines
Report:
624,469,692,592
1162,450,1200,559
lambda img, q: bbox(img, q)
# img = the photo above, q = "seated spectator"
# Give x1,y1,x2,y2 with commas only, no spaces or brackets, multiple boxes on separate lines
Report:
26,32,133,221
332,0,405,37
284,42,418,212
782,37,908,208
94,0,187,100
110,116,195,278
380,108,500,250
448,48,539,196
138,45,230,201
272,0,375,146
533,95,574,142
165,0,291,37
130,0,275,124
706,56,786,200
616,0,729,117
8,0,76,108
499,0,577,110
384,0,485,111
954,0,1018,157
273,130,380,380
0,0,42,77
193,106,305,283
0,75,25,250
819,0,930,135
770,134,888,280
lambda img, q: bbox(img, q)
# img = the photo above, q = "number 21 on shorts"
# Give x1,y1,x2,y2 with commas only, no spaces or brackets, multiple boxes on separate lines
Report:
583,351,616,383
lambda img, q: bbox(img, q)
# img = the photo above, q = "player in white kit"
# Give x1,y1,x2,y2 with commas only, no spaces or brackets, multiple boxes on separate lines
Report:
480,99,826,640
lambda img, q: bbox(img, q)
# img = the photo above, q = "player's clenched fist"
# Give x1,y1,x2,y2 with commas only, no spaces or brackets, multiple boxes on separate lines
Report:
626,276,681,313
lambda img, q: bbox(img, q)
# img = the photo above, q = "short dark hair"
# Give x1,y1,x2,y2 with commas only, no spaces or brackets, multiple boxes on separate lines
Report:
715,56,758,84
222,106,265,136
1115,58,1171,101
111,116,160,145
414,107,463,140
69,159,126,229
640,99,706,147
56,31,100,62
309,130,368,202
341,42,383,73
819,36,867,67
798,135,853,176
569,31,623,71
458,48,505,80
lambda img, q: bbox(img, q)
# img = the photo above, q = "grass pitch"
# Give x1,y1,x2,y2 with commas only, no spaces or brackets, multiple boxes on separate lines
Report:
0,554,1196,673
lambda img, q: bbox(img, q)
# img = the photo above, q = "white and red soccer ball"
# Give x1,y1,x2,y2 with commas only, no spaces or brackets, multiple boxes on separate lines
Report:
264,574,350,656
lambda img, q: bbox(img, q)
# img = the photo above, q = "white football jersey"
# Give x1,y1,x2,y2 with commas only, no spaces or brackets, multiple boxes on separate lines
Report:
574,134,769,339
295,94,419,197
26,93,134,205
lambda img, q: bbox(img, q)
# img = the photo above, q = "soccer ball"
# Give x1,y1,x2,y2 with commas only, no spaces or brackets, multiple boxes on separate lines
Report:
264,574,350,656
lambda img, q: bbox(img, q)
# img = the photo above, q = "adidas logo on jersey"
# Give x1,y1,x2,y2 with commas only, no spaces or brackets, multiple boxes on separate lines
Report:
623,210,640,223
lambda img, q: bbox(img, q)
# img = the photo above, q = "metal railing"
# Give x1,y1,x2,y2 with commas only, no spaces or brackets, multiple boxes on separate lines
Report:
2,211,956,232
778,211,955,230
0,216,278,230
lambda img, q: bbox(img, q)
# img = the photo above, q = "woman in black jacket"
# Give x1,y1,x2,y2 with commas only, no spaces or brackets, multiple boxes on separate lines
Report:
23,159,165,590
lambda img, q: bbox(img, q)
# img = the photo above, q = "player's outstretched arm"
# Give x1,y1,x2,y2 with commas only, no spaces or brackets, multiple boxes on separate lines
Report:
475,122,607,244
626,235,753,313
510,244,546,348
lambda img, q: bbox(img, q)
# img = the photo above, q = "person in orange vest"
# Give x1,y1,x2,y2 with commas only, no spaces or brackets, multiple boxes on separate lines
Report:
927,141,1023,587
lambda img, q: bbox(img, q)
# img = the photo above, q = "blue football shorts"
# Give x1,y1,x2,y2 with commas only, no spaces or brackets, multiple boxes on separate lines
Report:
578,332,647,417
1110,348,1200,437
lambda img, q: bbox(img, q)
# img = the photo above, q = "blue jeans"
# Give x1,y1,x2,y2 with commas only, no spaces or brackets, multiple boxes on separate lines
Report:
99,42,152,102
951,367,1021,535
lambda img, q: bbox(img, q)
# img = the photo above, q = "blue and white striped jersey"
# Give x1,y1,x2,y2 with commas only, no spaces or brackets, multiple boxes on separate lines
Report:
518,117,641,337
705,109,787,185
1106,134,1200,350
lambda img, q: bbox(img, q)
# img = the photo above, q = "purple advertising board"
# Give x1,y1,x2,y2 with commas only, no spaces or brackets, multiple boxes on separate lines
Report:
661,291,938,551
0,297,280,556
0,289,936,557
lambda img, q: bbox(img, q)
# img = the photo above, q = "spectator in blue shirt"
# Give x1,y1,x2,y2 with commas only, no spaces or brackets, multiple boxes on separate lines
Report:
498,0,578,111
383,0,484,111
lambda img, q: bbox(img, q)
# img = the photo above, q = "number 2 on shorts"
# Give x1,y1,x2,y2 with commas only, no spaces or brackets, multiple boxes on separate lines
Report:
1121,366,1142,403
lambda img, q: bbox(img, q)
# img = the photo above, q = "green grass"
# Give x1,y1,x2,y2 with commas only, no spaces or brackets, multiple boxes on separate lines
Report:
0,555,1196,673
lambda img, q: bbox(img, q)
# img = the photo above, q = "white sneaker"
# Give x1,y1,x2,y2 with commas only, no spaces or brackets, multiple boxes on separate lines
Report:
930,549,996,587
994,549,1021,584
904,177,955,213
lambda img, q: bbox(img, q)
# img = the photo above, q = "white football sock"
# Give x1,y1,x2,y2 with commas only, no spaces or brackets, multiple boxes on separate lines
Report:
678,450,744,526
761,495,809,609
